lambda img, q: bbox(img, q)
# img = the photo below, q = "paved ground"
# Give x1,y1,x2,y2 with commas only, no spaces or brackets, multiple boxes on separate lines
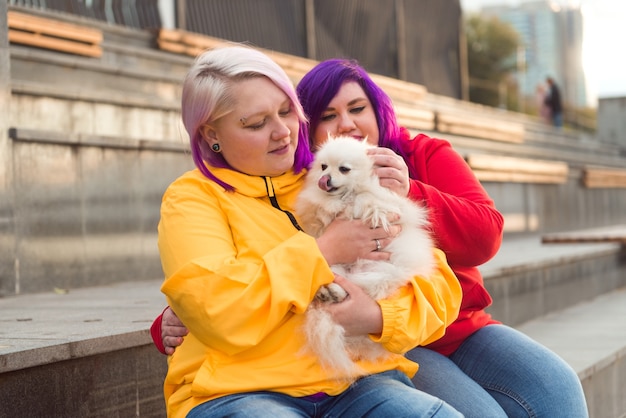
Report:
1,234,623,375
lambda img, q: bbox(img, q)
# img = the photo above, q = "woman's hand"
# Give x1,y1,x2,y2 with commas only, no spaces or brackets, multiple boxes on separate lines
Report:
316,216,401,266
322,275,383,336
367,147,410,197
161,307,188,355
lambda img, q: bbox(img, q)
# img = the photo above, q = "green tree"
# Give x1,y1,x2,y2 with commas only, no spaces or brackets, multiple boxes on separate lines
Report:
465,14,522,108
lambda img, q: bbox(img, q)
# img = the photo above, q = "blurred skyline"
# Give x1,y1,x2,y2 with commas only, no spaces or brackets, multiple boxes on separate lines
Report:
460,0,626,104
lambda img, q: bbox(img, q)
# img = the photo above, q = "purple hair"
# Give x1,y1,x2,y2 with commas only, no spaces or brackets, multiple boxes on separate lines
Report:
296,59,406,157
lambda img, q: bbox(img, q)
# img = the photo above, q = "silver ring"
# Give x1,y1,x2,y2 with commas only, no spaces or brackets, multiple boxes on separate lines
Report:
374,239,381,252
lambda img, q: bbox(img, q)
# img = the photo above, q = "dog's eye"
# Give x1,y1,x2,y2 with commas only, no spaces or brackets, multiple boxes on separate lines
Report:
321,164,328,170
339,166,351,174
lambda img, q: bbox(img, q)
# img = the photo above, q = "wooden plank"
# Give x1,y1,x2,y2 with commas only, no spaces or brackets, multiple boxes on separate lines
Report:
437,112,525,143
370,74,427,103
157,29,317,81
9,30,102,57
583,166,626,188
542,225,626,244
466,154,569,184
155,29,428,100
8,11,102,44
471,170,568,184
8,11,102,57
395,104,435,131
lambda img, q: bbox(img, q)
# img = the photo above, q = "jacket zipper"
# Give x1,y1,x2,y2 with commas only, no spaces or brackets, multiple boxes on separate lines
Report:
262,177,303,231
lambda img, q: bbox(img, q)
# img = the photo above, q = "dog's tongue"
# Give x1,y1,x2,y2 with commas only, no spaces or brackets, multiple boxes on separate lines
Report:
318,175,332,191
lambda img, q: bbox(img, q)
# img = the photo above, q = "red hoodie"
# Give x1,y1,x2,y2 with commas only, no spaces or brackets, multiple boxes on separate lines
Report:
400,130,503,355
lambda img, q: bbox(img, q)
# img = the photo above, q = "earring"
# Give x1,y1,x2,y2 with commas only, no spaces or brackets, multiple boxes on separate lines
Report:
211,143,221,152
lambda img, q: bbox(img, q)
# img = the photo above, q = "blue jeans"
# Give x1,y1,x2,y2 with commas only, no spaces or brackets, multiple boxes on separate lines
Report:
407,324,588,418
187,370,462,417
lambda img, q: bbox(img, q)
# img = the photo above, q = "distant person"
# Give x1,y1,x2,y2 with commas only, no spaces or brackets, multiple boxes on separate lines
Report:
535,83,551,124
544,76,563,127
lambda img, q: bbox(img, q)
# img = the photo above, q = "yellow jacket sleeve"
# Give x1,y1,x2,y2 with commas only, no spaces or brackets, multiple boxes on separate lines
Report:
371,248,462,353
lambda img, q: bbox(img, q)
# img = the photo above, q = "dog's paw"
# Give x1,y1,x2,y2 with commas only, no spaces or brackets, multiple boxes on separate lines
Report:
358,203,394,231
315,283,348,303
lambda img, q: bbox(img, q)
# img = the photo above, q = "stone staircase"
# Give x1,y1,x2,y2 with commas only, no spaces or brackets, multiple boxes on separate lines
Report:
1,5,626,418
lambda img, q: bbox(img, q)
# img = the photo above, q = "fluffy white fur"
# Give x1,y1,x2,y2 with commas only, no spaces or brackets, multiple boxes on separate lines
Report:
296,135,435,376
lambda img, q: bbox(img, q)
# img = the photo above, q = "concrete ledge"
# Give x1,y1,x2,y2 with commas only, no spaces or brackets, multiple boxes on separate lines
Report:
9,127,188,152
0,280,168,417
0,280,166,373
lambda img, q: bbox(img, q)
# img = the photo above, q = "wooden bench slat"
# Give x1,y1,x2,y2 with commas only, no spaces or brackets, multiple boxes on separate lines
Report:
8,11,103,44
466,154,568,184
394,104,435,130
471,170,568,184
583,166,626,188
8,11,102,44
156,29,428,102
467,154,569,175
8,11,102,57
8,30,102,57
370,74,427,103
438,113,525,143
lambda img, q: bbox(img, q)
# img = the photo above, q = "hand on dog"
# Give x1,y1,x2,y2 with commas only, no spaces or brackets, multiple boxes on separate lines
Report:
367,147,410,197
316,216,401,266
322,275,383,337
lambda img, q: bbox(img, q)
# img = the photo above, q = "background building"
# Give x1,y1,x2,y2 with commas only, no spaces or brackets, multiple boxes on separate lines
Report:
482,0,587,109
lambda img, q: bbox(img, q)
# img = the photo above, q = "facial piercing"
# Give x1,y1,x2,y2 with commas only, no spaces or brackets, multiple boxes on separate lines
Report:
212,143,221,152
374,239,381,252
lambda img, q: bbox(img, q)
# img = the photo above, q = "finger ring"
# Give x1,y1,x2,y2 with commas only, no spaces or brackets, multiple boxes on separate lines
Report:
374,239,382,252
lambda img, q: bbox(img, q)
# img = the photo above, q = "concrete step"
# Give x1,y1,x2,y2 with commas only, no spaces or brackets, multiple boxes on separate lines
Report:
517,287,626,418
0,280,168,418
481,235,626,326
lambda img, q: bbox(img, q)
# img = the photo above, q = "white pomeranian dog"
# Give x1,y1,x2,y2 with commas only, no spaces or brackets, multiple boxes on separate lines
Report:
296,135,435,376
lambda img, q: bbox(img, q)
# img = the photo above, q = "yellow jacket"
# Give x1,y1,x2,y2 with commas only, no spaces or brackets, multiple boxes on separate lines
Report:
158,167,462,418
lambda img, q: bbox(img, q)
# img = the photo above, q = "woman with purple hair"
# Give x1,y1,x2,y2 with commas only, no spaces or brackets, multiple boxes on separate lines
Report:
295,58,588,418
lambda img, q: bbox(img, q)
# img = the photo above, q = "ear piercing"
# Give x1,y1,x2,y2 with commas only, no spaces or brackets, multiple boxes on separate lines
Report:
212,143,221,152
